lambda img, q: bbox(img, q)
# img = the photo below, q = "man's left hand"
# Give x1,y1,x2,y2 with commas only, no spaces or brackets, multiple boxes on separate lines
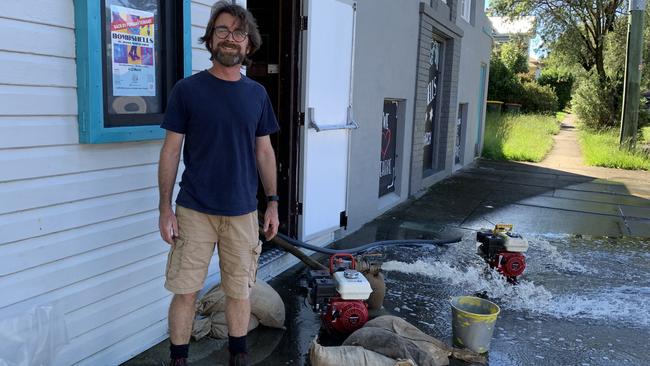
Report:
263,202,279,241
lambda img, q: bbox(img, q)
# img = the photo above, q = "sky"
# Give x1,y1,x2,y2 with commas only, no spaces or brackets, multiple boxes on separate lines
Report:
484,0,545,58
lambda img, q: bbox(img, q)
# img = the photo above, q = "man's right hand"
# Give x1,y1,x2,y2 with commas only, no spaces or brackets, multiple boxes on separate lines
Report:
159,207,178,245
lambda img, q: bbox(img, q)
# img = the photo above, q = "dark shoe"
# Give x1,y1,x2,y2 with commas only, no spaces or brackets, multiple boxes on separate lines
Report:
170,358,187,366
229,352,249,366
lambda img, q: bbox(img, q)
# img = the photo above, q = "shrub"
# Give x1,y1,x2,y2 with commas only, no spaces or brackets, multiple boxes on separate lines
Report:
538,68,575,110
488,57,520,102
500,42,529,74
520,82,558,113
572,73,621,129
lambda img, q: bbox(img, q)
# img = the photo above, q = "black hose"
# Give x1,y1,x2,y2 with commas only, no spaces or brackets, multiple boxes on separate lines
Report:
274,231,462,255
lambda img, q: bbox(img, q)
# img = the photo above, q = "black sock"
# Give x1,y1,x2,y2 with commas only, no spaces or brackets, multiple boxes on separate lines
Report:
228,334,247,354
169,342,189,360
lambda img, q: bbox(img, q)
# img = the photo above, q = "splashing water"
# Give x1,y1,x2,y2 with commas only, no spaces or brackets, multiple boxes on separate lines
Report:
382,257,650,328
526,236,590,274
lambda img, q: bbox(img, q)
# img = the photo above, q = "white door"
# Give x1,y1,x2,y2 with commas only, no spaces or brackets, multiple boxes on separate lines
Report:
299,0,357,240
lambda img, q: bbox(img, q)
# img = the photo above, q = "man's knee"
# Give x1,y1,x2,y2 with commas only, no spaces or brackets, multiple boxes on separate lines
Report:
173,291,198,307
226,295,249,308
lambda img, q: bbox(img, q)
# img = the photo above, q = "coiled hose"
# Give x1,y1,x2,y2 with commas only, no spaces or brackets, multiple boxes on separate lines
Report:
274,231,462,255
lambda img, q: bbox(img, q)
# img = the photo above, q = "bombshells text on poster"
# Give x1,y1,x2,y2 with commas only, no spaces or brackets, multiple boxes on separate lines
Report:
110,5,156,97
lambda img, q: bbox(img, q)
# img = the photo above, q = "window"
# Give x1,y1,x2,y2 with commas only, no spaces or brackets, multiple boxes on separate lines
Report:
460,0,472,23
75,0,191,144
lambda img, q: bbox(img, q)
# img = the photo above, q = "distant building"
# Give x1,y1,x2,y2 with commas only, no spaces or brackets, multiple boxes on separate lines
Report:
529,55,544,79
488,16,536,53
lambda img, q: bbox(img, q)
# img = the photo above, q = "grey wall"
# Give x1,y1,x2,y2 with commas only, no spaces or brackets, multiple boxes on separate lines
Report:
344,0,421,233
455,0,493,166
409,2,463,196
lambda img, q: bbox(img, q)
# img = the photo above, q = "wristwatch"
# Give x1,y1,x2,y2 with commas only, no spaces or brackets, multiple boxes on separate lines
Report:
266,195,280,203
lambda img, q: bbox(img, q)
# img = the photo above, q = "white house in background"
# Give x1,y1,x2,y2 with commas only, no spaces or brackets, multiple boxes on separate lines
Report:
489,15,536,52
0,0,491,364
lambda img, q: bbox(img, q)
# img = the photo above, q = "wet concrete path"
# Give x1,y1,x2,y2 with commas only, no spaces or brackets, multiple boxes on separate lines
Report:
125,115,650,365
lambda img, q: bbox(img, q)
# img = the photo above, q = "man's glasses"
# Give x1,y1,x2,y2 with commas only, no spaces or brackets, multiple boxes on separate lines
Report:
213,26,248,42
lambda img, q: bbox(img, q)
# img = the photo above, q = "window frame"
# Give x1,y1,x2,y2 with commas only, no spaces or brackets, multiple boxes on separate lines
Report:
460,0,472,23
75,0,191,144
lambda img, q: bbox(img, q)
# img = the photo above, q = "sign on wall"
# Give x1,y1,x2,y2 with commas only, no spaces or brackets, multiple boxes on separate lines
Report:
75,0,188,143
379,100,398,197
102,0,164,127
110,5,156,97
455,105,463,165
423,40,441,173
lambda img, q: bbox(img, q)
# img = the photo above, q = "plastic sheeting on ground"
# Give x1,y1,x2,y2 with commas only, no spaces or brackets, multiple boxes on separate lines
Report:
192,280,285,340
0,302,68,366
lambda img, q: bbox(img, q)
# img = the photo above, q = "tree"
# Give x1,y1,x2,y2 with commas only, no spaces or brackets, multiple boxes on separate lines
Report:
491,0,626,86
500,41,529,74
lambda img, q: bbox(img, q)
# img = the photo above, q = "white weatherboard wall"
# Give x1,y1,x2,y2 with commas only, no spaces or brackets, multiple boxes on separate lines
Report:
0,2,216,365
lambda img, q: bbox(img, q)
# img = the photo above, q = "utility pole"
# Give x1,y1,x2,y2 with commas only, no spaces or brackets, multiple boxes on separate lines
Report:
620,0,646,150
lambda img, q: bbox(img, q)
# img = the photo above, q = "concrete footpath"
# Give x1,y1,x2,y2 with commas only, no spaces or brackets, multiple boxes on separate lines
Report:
124,114,650,365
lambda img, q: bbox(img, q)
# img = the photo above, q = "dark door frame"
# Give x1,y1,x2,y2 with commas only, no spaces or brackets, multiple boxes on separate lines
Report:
277,0,302,238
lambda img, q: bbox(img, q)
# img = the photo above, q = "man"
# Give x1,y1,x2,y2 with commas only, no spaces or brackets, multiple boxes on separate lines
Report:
157,2,279,365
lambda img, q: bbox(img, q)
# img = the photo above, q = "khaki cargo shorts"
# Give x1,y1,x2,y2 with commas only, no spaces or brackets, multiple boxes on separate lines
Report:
164,205,262,299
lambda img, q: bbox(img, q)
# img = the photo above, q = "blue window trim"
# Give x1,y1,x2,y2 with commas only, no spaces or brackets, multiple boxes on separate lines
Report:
74,0,191,144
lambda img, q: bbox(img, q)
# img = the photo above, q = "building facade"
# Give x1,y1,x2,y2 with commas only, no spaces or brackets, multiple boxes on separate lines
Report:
0,1,491,364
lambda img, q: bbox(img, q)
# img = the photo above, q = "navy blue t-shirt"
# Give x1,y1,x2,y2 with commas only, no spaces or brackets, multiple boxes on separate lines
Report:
161,71,279,216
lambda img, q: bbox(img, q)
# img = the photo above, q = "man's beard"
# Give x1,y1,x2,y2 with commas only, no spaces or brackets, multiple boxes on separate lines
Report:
213,42,245,67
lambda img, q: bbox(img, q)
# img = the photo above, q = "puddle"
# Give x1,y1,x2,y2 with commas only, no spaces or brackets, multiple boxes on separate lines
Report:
262,234,650,365
382,235,649,319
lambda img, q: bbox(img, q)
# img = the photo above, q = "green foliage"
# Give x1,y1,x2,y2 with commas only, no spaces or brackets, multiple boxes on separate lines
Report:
641,126,650,143
538,68,575,110
603,17,628,83
638,108,650,128
488,56,523,103
482,112,560,162
500,42,529,74
572,73,622,129
578,129,650,170
491,0,625,85
520,82,558,113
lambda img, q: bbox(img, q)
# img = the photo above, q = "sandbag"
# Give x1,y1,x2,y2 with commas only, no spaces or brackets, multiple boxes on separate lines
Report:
364,316,486,365
248,279,285,328
343,327,443,366
309,336,414,366
209,312,259,339
192,313,260,340
191,315,211,341
198,279,285,329
363,271,386,310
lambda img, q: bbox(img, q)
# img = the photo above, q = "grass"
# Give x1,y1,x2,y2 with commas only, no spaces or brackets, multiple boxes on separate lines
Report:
556,111,568,122
482,113,561,162
642,126,650,144
578,128,650,170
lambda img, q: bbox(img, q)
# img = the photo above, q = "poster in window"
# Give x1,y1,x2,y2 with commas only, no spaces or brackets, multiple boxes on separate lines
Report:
379,100,398,197
423,40,441,172
110,5,156,96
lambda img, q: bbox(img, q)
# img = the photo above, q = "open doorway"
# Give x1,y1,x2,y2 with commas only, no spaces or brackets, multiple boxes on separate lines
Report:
247,0,301,238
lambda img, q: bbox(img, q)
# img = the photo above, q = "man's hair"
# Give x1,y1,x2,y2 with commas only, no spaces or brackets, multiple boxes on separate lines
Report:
198,1,262,67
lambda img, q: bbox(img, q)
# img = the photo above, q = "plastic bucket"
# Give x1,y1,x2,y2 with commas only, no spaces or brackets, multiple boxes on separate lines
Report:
450,296,500,353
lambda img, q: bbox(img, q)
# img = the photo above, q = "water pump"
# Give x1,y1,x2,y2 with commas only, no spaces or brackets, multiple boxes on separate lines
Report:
477,224,528,283
307,254,373,334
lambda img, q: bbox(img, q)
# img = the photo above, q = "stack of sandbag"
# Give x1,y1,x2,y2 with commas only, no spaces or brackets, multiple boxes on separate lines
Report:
310,316,486,366
192,279,285,340
310,338,416,366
